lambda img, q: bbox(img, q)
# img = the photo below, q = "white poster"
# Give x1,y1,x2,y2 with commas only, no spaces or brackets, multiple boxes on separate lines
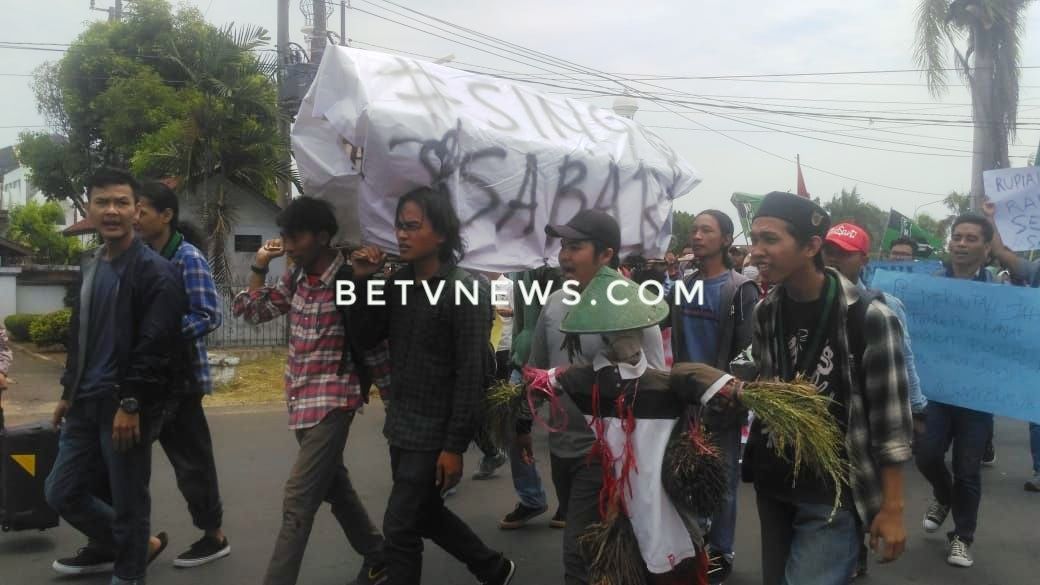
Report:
292,47,701,272
983,166,1040,251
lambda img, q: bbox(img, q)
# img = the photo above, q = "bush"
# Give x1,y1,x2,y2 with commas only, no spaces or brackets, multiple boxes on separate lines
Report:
29,309,72,348
4,314,42,342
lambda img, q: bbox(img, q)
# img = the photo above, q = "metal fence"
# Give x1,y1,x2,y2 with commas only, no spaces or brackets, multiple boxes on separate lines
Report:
207,285,289,348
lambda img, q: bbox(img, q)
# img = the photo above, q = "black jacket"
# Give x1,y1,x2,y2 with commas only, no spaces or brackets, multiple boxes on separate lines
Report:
61,238,191,406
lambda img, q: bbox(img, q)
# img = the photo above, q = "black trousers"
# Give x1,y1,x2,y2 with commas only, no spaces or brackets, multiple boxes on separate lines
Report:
383,447,504,585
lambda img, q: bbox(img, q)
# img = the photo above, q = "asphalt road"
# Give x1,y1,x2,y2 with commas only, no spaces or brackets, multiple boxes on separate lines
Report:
1,401,1038,585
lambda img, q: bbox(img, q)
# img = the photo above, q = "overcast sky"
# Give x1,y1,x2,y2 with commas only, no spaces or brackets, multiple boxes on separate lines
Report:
3,0,1040,235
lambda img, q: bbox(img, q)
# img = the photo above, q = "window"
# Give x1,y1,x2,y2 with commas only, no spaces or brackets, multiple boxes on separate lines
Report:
234,234,263,253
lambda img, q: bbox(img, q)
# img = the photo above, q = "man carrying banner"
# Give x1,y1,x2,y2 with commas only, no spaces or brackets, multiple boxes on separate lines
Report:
671,210,759,584
914,213,999,568
349,188,516,585
981,202,1040,493
740,192,911,585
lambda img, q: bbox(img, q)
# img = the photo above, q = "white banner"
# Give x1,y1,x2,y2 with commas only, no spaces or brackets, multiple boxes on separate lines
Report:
292,47,701,272
983,166,1040,251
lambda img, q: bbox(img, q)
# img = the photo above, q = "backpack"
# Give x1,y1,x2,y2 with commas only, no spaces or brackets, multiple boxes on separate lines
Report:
287,264,376,403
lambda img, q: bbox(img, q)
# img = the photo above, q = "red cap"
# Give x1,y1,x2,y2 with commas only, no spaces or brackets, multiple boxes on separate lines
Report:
825,222,870,254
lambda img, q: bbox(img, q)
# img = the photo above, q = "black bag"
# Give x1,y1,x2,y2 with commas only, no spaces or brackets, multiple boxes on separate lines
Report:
0,412,60,532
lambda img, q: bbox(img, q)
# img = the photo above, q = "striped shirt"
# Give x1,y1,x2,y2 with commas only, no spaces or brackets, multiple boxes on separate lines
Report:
232,252,391,430
168,240,221,394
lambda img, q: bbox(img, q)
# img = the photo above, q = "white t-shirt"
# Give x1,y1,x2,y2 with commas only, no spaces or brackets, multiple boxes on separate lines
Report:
494,274,514,352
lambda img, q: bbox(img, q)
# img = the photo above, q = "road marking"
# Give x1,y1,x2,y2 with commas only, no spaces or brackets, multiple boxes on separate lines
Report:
10,342,60,364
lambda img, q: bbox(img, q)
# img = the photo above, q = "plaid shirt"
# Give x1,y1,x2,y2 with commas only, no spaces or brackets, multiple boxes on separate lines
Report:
232,252,391,430
167,240,221,394
350,263,490,454
745,268,913,525
0,326,11,376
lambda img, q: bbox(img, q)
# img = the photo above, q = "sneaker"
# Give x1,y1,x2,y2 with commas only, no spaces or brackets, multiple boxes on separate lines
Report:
173,535,231,568
1025,472,1040,493
947,536,974,568
706,550,733,585
52,546,115,575
473,450,509,480
498,502,547,529
923,500,950,533
351,562,389,585
982,440,996,467
482,558,516,585
549,509,566,529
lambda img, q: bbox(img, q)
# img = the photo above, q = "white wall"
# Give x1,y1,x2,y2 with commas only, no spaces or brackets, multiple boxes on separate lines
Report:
0,268,19,322
15,284,67,315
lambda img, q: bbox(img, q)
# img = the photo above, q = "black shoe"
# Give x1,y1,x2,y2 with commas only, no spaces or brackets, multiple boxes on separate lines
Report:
351,562,388,585
549,509,566,529
174,534,231,568
148,532,169,566
706,550,732,585
498,503,547,529
482,558,516,585
982,440,997,466
52,546,115,575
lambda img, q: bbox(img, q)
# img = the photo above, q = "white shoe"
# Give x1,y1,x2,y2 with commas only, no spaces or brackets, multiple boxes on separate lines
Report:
923,500,950,533
947,536,974,568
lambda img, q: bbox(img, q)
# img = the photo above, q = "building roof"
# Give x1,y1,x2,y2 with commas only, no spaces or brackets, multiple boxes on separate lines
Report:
0,236,32,257
63,216,95,236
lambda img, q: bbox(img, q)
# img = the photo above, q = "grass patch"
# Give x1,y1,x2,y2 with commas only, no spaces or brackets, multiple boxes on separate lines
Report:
205,355,285,406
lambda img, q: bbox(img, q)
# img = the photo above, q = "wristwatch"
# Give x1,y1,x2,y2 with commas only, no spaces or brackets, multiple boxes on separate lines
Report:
119,397,140,414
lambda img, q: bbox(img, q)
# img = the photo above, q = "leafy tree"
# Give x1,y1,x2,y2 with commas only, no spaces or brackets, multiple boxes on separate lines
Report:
16,0,297,282
822,187,887,252
7,201,82,265
669,210,696,253
914,0,1030,209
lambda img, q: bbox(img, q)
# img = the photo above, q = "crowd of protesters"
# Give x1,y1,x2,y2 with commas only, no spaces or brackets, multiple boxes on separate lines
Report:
3,166,1034,585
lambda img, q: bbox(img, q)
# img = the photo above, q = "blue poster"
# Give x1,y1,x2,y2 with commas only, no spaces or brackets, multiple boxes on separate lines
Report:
861,260,943,288
872,270,1040,423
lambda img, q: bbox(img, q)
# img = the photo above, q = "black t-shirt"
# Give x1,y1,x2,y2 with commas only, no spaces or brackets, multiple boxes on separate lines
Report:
751,290,850,506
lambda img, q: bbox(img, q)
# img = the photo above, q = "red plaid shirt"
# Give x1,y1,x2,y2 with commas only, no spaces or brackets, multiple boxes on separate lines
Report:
231,253,391,430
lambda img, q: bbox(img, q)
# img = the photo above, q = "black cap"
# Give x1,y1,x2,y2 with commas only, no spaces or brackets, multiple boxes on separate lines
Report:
545,209,621,252
753,191,831,239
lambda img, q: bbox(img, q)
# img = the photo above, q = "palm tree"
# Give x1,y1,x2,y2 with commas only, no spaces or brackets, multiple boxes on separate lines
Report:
914,0,1031,210
133,23,300,284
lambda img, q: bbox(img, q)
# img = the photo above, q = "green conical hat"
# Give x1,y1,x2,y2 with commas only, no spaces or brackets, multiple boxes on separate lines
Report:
560,266,669,334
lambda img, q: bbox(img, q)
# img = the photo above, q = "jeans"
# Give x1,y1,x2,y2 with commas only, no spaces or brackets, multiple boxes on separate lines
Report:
550,454,603,585
756,493,860,585
45,394,156,585
262,408,383,585
1030,423,1040,474
383,447,505,585
914,401,992,545
706,423,742,557
508,368,547,510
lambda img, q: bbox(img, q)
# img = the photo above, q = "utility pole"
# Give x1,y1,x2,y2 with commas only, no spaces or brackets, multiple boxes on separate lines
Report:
89,0,122,22
276,0,291,207
340,1,346,46
310,0,327,65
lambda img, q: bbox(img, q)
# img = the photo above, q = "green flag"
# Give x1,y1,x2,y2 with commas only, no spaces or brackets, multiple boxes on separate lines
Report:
731,192,764,240
881,209,945,257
